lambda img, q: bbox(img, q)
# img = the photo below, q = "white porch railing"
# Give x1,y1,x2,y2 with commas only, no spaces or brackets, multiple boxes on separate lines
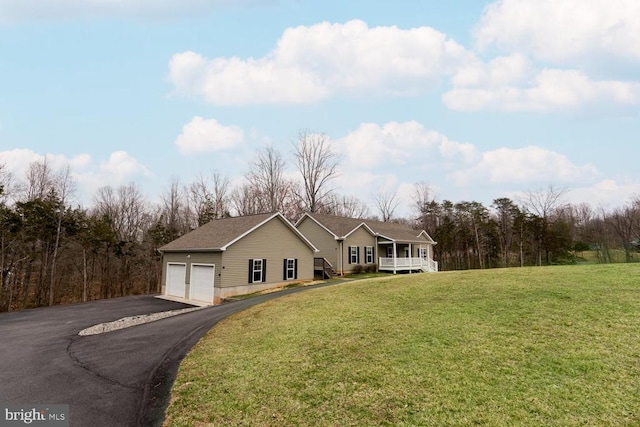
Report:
378,257,438,272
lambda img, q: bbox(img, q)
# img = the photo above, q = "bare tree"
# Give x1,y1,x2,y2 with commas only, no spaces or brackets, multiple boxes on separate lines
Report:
521,185,568,219
248,146,291,213
293,131,339,213
230,182,262,217
94,183,147,242
323,194,370,218
521,185,568,265
375,191,399,222
160,177,188,238
607,203,640,262
49,166,76,306
189,172,230,226
413,182,439,234
23,157,56,201
0,162,14,202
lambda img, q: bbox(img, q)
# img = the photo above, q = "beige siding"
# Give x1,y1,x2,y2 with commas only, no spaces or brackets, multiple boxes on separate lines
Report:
161,252,222,297
296,217,340,268
221,216,315,289
342,226,376,273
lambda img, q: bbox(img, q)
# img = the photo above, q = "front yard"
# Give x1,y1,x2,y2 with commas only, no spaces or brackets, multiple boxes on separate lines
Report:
164,264,640,426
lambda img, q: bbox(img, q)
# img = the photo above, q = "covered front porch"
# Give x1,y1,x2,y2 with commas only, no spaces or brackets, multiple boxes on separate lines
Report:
378,241,438,273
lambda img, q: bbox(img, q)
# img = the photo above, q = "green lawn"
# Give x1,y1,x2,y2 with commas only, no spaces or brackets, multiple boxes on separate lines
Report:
164,264,640,426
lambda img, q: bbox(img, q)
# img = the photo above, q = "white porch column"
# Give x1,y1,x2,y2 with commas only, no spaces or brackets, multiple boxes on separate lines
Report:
393,242,397,274
409,243,413,272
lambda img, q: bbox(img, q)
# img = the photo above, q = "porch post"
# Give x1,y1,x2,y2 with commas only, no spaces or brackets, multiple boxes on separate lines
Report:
409,244,413,272
393,242,397,274
375,236,379,272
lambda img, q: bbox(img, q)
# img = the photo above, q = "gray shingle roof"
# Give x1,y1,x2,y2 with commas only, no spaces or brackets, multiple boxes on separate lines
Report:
305,213,434,244
158,212,278,252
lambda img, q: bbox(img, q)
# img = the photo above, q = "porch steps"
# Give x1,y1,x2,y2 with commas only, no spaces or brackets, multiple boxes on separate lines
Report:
314,257,335,279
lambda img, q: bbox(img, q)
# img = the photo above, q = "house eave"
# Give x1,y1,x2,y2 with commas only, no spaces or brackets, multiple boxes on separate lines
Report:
158,248,225,254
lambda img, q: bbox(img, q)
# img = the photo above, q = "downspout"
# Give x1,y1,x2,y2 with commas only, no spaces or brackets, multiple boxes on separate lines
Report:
339,240,344,276
375,236,379,272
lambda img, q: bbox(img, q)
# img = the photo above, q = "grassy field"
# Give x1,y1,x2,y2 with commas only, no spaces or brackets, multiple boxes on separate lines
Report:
164,264,640,426
577,249,640,264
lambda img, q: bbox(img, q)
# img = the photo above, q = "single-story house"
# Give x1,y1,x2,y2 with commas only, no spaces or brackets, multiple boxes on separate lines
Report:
295,213,438,276
158,212,318,305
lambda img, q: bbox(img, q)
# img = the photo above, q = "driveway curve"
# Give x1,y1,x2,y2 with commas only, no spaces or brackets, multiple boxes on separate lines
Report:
0,281,343,426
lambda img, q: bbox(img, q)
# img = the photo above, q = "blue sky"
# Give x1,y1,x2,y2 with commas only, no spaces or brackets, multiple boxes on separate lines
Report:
1,0,639,216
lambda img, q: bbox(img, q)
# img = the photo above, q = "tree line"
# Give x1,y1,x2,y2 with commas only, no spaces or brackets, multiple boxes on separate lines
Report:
1,134,639,311
413,183,640,270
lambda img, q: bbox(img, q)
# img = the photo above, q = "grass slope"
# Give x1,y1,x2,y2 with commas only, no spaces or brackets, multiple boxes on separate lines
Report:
164,264,640,426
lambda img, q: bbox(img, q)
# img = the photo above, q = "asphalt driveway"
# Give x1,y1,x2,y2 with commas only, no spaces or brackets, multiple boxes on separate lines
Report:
0,282,341,426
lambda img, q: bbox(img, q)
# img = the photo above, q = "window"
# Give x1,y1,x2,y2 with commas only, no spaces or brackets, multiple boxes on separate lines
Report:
365,246,374,264
419,248,428,259
386,246,394,258
349,246,359,264
248,259,266,283
283,258,297,280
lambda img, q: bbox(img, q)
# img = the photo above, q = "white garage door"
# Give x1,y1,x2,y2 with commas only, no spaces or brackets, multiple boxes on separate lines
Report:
190,264,215,303
167,263,186,298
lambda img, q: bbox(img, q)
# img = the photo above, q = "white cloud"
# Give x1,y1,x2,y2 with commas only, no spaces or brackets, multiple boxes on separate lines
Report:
0,149,90,182
444,67,640,112
97,151,152,180
565,179,640,208
453,0,640,113
451,53,532,88
451,146,600,186
168,20,471,105
335,121,478,170
0,0,262,23
0,149,152,205
175,116,244,155
474,0,640,64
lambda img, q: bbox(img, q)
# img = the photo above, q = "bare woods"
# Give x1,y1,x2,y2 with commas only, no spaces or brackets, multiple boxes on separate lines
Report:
1,141,639,311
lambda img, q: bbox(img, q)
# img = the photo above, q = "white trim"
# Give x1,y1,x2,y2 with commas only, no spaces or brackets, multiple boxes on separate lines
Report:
166,262,187,298
295,213,340,240
343,222,376,239
376,233,396,242
223,213,319,253
285,258,296,280
417,230,437,244
365,246,374,264
189,263,215,303
349,246,358,264
252,259,264,283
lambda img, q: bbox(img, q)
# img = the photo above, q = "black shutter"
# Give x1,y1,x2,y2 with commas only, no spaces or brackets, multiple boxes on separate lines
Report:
357,247,360,264
248,259,254,283
348,246,352,264
294,259,298,279
262,259,267,282
283,259,287,280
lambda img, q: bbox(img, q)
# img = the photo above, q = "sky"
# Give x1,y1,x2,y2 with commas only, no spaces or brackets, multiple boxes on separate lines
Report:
1,0,639,217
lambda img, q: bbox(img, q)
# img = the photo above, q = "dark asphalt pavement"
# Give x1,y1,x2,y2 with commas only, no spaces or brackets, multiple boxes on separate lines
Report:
0,282,341,426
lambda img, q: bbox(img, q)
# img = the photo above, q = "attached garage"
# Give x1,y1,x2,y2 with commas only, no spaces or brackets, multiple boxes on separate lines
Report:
159,212,318,305
166,263,186,298
189,264,215,304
